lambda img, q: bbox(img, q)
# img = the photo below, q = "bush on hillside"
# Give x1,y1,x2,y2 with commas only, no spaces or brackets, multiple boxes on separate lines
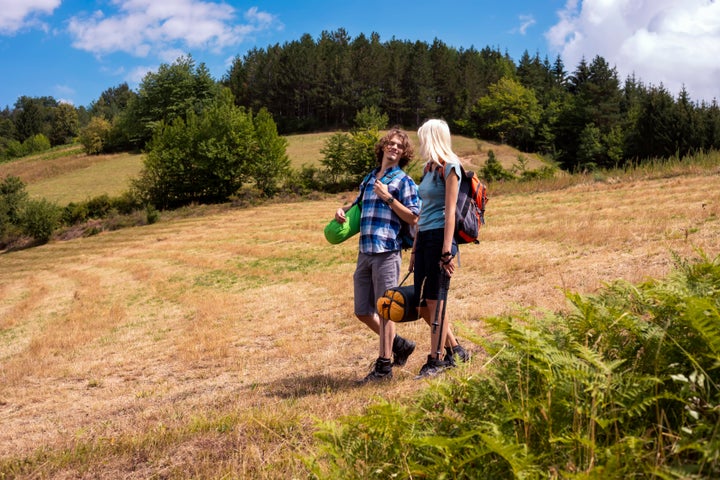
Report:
309,252,720,479
480,150,514,182
135,89,288,209
79,117,111,155
62,192,145,226
2,134,51,160
0,175,28,224
20,198,61,243
0,175,29,245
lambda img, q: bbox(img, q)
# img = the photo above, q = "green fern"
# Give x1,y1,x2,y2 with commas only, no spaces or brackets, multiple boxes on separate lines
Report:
309,253,720,479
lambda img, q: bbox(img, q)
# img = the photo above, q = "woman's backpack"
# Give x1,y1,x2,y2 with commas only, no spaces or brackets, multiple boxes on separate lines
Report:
423,163,488,244
455,165,488,244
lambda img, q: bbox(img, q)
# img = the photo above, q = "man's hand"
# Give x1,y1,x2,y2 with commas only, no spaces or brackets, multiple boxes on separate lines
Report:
373,182,391,202
334,207,347,223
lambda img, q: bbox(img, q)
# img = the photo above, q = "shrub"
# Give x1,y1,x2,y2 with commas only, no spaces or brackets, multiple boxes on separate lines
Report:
320,128,379,189
85,194,113,218
79,117,111,154
4,139,25,158
20,198,61,243
353,105,388,131
1,176,29,245
480,150,514,182
62,192,144,226
0,176,28,224
136,89,262,209
519,165,557,181
23,134,51,155
62,202,90,225
283,164,323,196
320,133,352,184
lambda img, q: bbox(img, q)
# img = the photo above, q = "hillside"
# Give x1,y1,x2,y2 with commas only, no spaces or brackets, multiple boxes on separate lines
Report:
1,160,718,477
0,133,543,205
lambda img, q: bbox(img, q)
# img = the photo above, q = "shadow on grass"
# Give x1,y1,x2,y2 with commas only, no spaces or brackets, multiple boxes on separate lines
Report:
264,373,360,399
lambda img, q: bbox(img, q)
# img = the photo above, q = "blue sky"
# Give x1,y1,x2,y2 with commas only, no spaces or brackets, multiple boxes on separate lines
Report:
1,0,719,109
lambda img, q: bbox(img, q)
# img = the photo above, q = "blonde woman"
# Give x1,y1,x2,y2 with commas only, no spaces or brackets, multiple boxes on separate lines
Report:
411,119,470,378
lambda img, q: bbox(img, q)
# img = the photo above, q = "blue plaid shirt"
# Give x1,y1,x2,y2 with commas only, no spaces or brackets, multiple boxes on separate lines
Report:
354,166,420,254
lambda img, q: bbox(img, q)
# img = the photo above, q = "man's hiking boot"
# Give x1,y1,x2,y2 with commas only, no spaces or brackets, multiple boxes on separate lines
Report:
444,344,471,367
415,355,452,379
358,357,393,384
392,335,416,367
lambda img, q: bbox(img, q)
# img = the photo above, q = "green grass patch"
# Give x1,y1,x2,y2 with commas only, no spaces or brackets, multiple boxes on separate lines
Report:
192,269,240,289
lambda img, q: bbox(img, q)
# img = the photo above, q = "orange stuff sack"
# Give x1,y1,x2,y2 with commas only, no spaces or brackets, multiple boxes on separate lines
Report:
376,285,419,323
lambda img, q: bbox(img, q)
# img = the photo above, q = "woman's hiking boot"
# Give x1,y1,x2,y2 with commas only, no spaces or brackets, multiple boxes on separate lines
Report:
444,344,471,366
358,357,393,384
392,335,416,367
415,355,452,379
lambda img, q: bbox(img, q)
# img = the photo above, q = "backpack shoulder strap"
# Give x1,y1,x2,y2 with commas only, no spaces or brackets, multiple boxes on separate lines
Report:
380,168,404,185
355,171,375,205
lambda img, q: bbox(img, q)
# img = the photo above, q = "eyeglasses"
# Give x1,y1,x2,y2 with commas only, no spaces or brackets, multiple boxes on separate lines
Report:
386,141,404,151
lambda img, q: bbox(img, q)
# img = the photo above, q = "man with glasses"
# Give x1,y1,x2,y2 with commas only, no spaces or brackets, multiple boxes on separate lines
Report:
334,128,420,383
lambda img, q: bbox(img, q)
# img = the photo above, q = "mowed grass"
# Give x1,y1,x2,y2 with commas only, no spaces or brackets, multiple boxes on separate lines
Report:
285,129,543,172
26,152,144,203
1,154,719,477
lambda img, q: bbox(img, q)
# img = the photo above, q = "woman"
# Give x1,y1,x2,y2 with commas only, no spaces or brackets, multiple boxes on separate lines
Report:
411,119,469,378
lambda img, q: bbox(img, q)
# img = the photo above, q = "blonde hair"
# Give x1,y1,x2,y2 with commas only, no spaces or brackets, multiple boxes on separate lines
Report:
417,119,459,170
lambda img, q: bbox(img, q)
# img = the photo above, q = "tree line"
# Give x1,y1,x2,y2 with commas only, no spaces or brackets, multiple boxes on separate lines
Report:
2,28,720,174
224,29,720,171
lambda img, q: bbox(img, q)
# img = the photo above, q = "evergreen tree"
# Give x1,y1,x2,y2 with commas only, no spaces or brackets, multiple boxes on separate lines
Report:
89,83,135,122
702,100,720,150
429,38,460,122
555,56,622,169
406,40,436,126
382,38,412,126
633,85,677,159
674,87,701,156
350,33,385,112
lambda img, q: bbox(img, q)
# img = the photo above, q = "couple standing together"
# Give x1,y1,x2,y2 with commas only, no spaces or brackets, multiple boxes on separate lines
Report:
334,119,470,382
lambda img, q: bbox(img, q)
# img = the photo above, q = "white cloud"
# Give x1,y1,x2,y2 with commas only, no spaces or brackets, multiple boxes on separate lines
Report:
514,15,537,36
546,0,720,102
0,0,60,35
67,0,281,59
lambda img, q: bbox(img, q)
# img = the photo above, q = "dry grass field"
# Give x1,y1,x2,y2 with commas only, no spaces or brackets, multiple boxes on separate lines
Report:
1,147,719,477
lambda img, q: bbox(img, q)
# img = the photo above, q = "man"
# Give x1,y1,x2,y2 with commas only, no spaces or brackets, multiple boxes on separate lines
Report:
334,128,419,383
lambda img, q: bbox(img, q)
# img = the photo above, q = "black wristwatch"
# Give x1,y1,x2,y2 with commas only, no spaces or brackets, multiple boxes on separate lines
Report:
385,197,395,205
